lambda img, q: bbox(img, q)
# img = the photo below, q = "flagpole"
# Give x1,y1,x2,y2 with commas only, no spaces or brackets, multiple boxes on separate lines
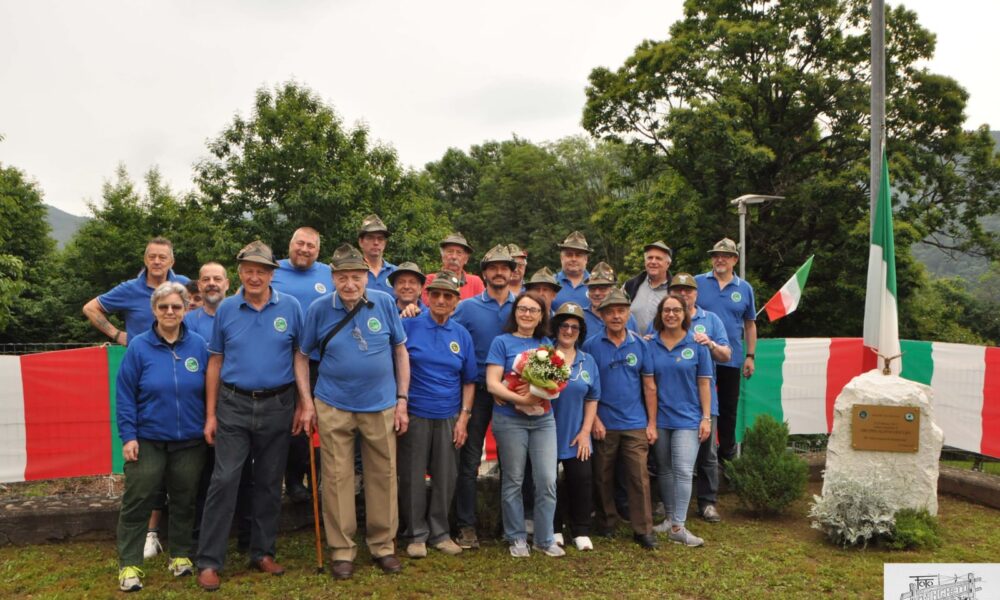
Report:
871,0,885,230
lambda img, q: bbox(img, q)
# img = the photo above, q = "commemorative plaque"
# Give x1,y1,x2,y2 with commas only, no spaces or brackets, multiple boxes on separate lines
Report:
851,404,920,452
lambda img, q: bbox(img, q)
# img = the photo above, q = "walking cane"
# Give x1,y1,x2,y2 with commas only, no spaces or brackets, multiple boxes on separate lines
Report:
308,431,324,574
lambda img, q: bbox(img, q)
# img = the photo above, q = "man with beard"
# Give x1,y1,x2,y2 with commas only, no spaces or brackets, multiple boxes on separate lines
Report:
450,244,517,549
357,215,397,297
183,263,230,341
423,233,484,302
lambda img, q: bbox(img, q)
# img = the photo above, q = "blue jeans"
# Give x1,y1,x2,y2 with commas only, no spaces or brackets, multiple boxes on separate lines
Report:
653,428,700,527
491,411,557,548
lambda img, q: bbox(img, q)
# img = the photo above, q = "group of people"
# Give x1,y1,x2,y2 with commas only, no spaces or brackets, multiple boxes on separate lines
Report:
88,217,756,593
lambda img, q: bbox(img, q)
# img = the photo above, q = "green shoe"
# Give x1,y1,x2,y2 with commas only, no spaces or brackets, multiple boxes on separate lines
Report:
168,557,194,577
118,566,144,592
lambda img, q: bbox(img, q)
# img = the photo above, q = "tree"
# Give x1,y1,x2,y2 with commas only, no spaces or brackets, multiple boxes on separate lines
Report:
195,81,449,266
582,0,999,340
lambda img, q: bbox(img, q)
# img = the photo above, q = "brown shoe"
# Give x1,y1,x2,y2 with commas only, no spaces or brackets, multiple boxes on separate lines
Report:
250,556,285,576
196,568,220,592
373,554,402,574
330,560,354,580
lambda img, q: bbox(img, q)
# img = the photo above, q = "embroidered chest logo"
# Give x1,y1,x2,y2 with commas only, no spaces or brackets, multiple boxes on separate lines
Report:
626,353,638,367
730,291,742,302
581,370,591,384
184,357,199,372
314,282,327,293
681,348,695,360
273,317,288,332
367,317,382,333
694,324,707,334
449,341,460,354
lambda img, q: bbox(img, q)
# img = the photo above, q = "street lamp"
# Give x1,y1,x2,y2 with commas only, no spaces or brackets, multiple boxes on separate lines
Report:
729,194,786,280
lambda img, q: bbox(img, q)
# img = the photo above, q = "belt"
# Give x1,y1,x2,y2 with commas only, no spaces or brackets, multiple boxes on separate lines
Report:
222,381,294,399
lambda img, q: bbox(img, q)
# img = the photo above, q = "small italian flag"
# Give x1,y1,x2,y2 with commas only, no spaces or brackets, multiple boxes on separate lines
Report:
863,149,901,373
762,255,814,322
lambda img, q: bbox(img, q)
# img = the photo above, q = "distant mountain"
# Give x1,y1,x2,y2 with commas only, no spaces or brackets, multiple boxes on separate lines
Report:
45,204,89,248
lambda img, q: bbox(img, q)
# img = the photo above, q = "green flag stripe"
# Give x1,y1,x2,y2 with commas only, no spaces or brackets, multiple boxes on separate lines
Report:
106,345,126,474
737,338,786,443
875,150,897,296
900,339,933,386
794,255,813,289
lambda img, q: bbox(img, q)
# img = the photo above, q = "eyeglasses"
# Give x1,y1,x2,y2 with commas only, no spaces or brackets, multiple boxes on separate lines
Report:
662,307,684,315
351,325,368,352
558,323,580,332
156,304,184,312
516,306,542,315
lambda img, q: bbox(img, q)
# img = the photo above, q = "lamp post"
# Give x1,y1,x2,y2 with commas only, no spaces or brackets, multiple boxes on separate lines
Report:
730,194,786,279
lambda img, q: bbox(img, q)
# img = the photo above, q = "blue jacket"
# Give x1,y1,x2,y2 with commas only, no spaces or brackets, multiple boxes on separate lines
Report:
116,323,208,443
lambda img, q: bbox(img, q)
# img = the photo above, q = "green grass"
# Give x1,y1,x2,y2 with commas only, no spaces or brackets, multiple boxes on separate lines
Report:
1,484,997,599
941,460,1000,475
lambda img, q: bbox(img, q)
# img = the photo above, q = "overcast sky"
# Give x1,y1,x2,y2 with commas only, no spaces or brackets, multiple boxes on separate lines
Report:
2,0,998,217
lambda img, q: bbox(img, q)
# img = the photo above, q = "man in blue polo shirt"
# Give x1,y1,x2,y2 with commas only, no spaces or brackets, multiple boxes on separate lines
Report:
581,289,658,550
358,214,397,297
552,231,591,310
83,237,189,345
195,241,314,592
450,244,517,550
661,273,731,525
389,262,427,317
695,237,757,464
582,262,638,337
299,244,410,581
183,262,229,342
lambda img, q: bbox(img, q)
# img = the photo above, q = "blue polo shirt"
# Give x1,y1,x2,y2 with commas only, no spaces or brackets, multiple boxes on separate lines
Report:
452,290,516,383
272,259,332,311
209,288,303,390
695,272,756,368
486,333,552,418
97,269,190,341
182,308,215,344
551,351,600,460
553,269,590,311
649,331,713,430
300,289,406,412
581,331,652,431
116,324,208,443
403,312,477,419
368,260,398,298
583,307,639,340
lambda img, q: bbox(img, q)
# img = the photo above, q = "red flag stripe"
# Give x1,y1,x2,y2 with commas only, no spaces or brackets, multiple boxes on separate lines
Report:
982,347,1000,458
824,338,868,432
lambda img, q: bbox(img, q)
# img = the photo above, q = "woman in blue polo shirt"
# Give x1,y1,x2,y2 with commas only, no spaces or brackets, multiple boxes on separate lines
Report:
485,292,562,558
648,294,712,548
115,282,208,592
548,302,600,552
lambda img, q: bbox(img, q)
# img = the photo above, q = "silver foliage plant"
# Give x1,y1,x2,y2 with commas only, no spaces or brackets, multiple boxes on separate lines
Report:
808,473,896,547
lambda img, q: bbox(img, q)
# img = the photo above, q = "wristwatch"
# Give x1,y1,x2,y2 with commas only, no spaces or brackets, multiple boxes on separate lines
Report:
396,394,408,401
461,407,473,415
746,353,755,359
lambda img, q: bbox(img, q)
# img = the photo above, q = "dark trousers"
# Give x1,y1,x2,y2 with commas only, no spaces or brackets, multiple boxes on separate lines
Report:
285,360,320,491
553,456,593,538
455,385,494,529
197,385,295,571
195,446,253,548
695,416,719,509
117,440,206,567
593,429,652,535
398,415,459,545
716,366,741,462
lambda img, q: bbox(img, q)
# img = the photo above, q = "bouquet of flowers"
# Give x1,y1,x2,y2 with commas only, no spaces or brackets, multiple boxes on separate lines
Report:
502,345,571,416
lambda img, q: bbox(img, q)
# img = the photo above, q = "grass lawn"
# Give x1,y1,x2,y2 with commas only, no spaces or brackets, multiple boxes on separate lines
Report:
1,483,997,599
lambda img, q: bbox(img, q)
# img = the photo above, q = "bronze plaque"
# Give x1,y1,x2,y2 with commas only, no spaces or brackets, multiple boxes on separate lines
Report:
851,405,920,452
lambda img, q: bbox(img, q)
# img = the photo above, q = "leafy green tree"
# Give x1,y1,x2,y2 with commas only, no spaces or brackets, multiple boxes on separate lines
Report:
195,81,449,266
582,0,1000,340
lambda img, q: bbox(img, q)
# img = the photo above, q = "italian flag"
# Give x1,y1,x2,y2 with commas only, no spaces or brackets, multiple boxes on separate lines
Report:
737,338,1000,458
0,346,125,483
863,150,901,373
762,255,814,321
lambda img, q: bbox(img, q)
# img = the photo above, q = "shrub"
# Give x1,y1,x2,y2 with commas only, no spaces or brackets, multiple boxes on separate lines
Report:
725,414,808,515
887,508,942,550
808,475,895,547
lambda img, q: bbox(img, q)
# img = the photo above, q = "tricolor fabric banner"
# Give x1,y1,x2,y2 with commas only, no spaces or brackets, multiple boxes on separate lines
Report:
0,346,125,484
738,338,1000,458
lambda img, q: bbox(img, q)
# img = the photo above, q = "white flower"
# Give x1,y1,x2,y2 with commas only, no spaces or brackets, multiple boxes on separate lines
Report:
554,350,565,359
535,350,549,360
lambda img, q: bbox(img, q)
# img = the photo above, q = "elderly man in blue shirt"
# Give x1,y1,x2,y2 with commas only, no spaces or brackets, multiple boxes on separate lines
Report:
300,244,410,581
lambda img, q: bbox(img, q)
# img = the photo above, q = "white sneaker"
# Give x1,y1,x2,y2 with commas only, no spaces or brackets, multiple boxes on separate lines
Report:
533,543,566,557
652,520,672,534
118,566,144,592
509,539,530,558
573,536,594,551
406,542,427,558
143,531,162,560
668,526,705,547
553,533,564,547
168,557,194,576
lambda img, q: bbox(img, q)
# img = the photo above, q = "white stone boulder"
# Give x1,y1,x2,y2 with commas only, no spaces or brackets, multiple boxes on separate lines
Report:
823,370,945,515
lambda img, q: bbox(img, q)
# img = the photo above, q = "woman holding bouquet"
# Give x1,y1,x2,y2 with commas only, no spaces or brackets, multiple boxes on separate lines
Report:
485,292,563,558
648,295,713,547
549,302,600,551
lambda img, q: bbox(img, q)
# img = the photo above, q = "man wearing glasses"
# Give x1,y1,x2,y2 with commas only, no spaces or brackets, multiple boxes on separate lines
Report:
299,244,410,581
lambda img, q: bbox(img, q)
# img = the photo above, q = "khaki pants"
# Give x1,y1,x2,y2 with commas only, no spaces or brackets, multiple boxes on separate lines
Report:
316,401,398,561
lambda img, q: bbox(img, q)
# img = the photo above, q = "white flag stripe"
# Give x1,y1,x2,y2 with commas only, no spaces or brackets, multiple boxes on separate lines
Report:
781,338,831,435
0,356,26,484
929,343,986,454
778,278,802,313
878,264,901,374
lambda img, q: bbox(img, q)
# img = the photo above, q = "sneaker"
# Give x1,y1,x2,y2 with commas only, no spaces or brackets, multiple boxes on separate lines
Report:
652,520,672,534
432,539,463,556
533,543,566,557
143,531,162,560
168,557,194,577
573,536,594,551
652,501,667,521
456,526,479,550
668,526,705,547
405,542,427,559
700,504,722,523
118,566,144,592
553,533,564,547
509,539,530,558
